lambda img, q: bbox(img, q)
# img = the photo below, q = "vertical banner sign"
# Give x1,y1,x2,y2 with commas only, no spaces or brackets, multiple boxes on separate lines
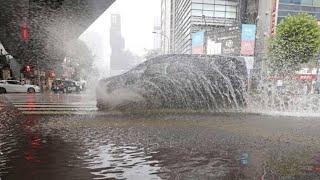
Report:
192,31,204,54
270,0,279,35
20,22,29,41
240,24,256,56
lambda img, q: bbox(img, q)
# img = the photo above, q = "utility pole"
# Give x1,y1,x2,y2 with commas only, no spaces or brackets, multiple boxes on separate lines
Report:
37,59,40,86
202,15,207,55
153,31,170,54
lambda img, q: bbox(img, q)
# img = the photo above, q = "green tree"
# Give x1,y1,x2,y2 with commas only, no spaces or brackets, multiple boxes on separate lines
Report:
144,49,162,60
66,39,93,80
268,13,320,75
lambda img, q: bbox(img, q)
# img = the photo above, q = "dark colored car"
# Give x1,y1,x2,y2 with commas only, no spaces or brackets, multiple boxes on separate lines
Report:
52,80,81,93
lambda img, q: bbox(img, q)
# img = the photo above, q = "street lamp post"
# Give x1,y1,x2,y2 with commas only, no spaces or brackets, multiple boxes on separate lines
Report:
36,59,40,86
152,31,170,54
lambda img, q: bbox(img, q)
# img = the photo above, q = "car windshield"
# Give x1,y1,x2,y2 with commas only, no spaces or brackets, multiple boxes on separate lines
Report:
1,0,320,180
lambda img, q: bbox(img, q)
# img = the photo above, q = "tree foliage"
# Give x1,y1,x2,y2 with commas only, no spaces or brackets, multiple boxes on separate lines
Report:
66,39,93,80
144,49,162,60
268,13,320,75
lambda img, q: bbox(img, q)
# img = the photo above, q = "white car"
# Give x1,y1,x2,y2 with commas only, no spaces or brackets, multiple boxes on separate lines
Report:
0,80,41,93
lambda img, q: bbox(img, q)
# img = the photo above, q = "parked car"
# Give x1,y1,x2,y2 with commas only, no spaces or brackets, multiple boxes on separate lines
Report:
51,79,81,93
75,79,87,91
51,79,64,93
0,80,41,93
64,80,81,93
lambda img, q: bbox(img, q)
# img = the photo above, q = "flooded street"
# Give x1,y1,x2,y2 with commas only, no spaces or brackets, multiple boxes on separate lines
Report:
1,94,320,180
1,0,320,179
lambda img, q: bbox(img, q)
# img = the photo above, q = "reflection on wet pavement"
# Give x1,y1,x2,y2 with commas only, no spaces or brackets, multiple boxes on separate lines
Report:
2,94,320,179
85,144,161,179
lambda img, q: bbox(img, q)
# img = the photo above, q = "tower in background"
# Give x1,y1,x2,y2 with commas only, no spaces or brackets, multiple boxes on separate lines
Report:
109,14,139,76
109,14,125,73
153,17,162,50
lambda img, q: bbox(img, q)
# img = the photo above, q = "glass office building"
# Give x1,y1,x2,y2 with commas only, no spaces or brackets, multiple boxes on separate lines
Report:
191,0,239,20
278,0,320,23
162,0,241,54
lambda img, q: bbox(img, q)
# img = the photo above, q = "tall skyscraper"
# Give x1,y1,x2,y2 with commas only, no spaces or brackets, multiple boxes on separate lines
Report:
109,14,138,76
161,0,173,54
153,17,162,50
110,14,125,71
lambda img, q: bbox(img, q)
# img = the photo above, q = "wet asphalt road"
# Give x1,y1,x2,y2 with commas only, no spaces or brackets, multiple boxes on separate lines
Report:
1,93,320,179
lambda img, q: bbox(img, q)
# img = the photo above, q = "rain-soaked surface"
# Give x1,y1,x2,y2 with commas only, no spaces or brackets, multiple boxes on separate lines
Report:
1,94,320,180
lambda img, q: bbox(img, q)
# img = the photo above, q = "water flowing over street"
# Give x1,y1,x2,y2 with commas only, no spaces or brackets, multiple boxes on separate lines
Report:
1,0,320,179
1,93,320,179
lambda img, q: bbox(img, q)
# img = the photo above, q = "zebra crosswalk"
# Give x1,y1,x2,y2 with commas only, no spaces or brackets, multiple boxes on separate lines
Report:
11,102,98,115
4,94,100,115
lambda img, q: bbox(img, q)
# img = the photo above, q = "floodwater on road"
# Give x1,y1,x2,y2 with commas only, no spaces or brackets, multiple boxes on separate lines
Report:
1,110,320,180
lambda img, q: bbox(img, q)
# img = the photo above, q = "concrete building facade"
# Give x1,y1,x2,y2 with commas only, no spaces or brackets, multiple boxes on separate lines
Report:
161,0,173,53
161,0,241,54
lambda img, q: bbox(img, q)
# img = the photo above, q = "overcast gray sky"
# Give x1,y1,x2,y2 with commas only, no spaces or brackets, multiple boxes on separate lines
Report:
80,0,161,76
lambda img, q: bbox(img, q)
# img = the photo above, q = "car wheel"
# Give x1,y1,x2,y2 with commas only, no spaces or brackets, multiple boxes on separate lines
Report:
27,88,35,93
0,87,6,94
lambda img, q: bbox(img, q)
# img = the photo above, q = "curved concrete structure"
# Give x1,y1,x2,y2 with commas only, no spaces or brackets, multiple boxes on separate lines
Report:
0,0,115,69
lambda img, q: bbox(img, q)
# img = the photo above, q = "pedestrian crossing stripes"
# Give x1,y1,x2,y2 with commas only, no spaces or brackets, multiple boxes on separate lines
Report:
11,102,98,115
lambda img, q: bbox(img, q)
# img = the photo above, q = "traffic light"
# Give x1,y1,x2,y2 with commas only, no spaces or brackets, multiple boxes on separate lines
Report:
48,71,55,78
25,65,31,73
20,23,29,41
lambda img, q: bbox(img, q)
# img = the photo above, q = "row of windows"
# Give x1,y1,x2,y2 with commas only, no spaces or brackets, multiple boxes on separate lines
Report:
192,3,237,12
278,3,320,20
191,0,238,6
280,0,320,7
279,3,320,11
278,10,320,19
191,9,237,18
191,1,238,19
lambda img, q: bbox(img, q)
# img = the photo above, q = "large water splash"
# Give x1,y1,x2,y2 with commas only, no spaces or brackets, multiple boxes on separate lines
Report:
96,54,247,112
247,81,320,117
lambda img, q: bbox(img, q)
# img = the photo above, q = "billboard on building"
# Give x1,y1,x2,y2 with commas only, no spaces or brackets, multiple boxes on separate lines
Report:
207,39,222,55
192,31,205,54
241,24,256,56
206,26,241,56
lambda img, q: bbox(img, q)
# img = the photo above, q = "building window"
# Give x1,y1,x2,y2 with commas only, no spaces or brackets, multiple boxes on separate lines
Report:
203,10,214,17
280,0,320,6
302,0,313,5
226,12,236,18
278,0,320,21
214,11,226,18
191,0,238,19
203,4,214,10
313,0,320,6
192,9,203,16
192,3,203,9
